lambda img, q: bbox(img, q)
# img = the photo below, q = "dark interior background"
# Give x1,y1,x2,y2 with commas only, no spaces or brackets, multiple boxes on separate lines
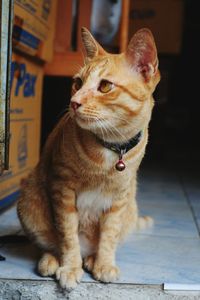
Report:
41,1,200,172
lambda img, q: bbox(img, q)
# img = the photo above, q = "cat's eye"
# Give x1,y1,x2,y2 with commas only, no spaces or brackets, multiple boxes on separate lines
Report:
72,77,83,91
98,80,113,93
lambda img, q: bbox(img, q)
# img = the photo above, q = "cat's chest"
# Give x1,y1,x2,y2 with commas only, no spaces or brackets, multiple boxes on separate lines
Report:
76,186,113,222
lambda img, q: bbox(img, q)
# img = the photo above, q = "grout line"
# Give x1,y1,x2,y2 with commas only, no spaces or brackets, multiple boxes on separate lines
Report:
131,230,199,243
179,176,200,237
132,232,199,240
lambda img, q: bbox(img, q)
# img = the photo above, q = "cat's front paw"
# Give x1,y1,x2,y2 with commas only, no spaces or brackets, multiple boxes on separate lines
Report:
93,263,120,283
38,253,59,277
56,266,83,289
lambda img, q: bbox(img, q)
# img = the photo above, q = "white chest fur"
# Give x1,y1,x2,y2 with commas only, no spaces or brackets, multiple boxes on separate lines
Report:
76,186,113,223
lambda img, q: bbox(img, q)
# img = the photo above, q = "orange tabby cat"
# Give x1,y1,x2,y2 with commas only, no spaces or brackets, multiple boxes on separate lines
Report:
17,27,160,289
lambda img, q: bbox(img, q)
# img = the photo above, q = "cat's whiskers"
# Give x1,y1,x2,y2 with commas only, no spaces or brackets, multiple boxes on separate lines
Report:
80,100,128,129
81,112,126,142
93,116,106,142
64,111,71,121
83,113,117,141
87,115,113,142
58,106,71,119
83,108,132,129
102,118,128,142
101,113,133,126
98,119,112,141
112,114,133,126
62,112,71,125
99,119,119,141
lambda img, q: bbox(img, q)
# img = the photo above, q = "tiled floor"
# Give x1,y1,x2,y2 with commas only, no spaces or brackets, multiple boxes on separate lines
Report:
0,166,200,286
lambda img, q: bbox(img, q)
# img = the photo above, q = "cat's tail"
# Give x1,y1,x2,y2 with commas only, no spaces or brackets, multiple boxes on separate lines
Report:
136,216,154,231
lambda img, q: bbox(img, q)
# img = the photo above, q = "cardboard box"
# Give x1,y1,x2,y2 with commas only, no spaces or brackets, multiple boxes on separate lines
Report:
128,0,184,54
13,0,57,62
0,53,43,210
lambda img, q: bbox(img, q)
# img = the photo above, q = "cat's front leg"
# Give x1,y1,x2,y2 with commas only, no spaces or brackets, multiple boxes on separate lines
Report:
93,201,125,283
52,186,83,289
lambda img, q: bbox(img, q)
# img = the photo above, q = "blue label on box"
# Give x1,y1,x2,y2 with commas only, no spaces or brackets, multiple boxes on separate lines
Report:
13,25,40,50
10,61,37,97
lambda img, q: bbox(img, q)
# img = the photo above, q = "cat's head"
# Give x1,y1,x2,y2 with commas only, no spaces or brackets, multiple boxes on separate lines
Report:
70,27,160,143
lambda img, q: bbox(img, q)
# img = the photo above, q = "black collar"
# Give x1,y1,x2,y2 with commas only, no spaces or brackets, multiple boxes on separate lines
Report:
97,131,142,156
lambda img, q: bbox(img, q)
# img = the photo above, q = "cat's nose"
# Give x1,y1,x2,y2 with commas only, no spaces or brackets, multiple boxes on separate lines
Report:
71,101,82,112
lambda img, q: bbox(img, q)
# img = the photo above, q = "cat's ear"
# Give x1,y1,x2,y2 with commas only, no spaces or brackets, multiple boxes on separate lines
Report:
125,28,158,81
81,27,106,59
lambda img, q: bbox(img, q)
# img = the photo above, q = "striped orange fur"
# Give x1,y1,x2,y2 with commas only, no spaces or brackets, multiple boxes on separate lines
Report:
17,27,160,289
